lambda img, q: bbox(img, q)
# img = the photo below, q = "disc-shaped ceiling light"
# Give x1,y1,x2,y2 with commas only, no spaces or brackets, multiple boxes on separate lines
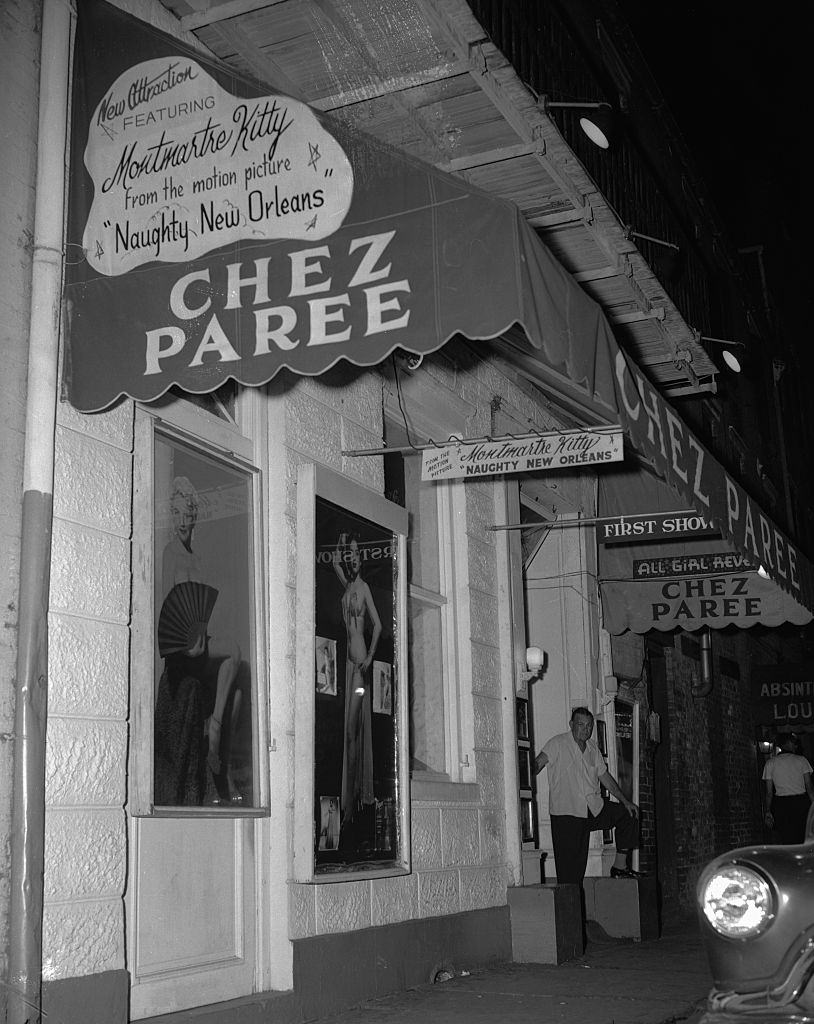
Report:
578,104,615,149
721,348,743,373
701,336,747,374
541,98,616,149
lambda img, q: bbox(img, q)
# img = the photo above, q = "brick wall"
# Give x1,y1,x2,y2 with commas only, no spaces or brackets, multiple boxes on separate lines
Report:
613,628,768,908
661,630,763,907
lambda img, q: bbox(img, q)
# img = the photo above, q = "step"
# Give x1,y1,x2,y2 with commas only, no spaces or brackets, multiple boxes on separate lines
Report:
507,883,583,964
583,874,659,941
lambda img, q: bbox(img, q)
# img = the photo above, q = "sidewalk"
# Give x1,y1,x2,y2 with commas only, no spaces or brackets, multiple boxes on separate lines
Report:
312,914,711,1024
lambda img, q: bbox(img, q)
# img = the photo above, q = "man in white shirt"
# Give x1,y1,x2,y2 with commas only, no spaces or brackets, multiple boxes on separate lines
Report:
534,706,641,884
763,733,814,844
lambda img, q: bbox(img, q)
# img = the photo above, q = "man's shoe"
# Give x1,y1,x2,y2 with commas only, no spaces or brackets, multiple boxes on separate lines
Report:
609,866,647,879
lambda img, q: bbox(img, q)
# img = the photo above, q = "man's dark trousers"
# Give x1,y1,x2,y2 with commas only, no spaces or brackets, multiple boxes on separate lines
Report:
550,800,638,883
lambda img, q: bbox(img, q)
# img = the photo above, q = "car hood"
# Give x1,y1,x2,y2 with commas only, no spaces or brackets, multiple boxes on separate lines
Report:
697,842,814,995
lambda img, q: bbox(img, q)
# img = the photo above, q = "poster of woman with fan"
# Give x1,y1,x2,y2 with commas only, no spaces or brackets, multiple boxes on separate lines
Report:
153,436,255,808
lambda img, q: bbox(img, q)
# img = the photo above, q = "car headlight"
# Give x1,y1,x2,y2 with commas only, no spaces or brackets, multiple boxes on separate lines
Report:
701,864,774,938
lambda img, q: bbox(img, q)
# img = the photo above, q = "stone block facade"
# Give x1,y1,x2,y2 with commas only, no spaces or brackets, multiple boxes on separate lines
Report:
43,402,135,982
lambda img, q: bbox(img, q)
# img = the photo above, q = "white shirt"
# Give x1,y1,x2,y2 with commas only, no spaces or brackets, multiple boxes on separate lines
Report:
541,731,607,817
762,752,813,796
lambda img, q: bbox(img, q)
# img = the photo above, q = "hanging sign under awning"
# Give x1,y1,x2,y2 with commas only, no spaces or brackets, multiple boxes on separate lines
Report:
596,510,718,544
420,427,623,481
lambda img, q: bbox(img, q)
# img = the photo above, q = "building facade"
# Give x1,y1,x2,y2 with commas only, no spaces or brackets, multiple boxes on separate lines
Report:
3,2,812,1023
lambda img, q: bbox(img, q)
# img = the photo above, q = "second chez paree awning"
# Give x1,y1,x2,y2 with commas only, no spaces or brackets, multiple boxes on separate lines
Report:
597,469,812,634
64,0,814,617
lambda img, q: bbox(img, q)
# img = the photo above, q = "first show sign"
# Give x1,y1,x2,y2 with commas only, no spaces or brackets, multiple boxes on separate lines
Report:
597,511,718,545
421,428,623,482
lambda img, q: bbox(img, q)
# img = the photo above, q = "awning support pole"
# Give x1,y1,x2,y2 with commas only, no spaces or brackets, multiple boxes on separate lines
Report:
8,0,72,1020
342,426,622,458
487,510,698,531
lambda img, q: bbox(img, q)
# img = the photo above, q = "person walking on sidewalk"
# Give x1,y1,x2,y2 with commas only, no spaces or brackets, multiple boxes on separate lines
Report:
763,733,814,844
534,706,641,884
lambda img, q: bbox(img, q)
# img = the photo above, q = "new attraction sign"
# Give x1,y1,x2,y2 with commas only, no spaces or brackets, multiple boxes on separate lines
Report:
420,428,623,482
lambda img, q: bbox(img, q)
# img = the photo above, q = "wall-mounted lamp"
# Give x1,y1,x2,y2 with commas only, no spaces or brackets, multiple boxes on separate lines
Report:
394,349,423,371
540,97,616,149
526,646,547,681
700,335,747,374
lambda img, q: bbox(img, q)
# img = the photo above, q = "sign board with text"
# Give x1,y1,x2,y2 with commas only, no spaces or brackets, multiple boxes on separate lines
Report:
752,665,814,728
632,551,754,578
597,511,718,545
420,428,623,482
601,569,812,634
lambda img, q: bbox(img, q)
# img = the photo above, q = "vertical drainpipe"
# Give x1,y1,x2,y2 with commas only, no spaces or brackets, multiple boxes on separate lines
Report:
692,627,714,699
7,0,72,1021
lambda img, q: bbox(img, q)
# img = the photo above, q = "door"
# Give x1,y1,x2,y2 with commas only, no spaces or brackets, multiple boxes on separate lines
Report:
127,391,269,1017
128,817,257,1018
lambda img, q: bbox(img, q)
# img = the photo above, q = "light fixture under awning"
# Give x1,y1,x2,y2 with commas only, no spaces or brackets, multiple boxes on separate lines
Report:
597,470,813,634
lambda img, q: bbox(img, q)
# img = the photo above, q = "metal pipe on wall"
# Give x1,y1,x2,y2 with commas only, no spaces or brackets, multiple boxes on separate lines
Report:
7,0,72,1020
693,627,714,698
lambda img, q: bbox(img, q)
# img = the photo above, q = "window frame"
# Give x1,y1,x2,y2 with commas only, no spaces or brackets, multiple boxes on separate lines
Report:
292,461,410,882
383,382,475,786
130,389,270,817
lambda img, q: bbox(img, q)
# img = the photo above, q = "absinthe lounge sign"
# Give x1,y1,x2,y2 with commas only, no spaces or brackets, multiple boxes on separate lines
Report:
752,666,814,727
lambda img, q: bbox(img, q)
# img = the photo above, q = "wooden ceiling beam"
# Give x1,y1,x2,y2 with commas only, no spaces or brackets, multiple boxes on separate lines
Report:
572,264,624,282
181,0,287,32
440,141,546,172
530,208,594,228
609,307,665,324
310,61,471,112
205,18,305,99
306,0,457,160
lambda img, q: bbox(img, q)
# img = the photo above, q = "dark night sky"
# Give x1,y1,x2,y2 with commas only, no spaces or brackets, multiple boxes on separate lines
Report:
616,2,809,353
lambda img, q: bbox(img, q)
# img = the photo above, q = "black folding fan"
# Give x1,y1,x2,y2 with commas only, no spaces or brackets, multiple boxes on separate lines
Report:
157,581,219,658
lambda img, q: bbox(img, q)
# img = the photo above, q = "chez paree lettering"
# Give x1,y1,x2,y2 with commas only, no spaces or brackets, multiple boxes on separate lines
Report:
144,230,409,373
613,348,803,599
651,576,761,622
